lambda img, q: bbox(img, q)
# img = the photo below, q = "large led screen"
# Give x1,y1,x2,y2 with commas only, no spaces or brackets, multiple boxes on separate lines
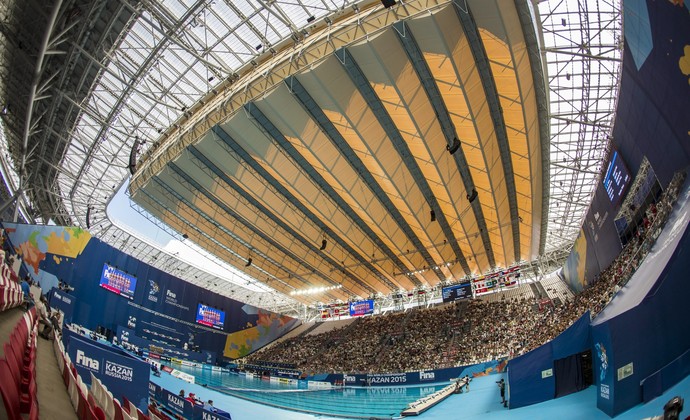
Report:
602,150,631,205
99,263,137,300
349,300,374,317
195,303,225,330
442,283,473,303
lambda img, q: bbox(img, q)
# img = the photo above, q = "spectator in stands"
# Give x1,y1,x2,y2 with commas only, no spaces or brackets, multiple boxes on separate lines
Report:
20,277,34,310
240,173,687,376
151,363,161,377
185,392,202,405
37,295,53,340
203,400,216,412
50,310,63,337
178,389,185,398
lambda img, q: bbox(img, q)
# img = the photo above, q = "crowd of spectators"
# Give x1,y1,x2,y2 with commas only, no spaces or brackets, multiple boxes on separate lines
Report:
244,173,686,375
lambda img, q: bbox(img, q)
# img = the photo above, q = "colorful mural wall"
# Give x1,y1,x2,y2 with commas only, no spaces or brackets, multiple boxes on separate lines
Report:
2,223,298,362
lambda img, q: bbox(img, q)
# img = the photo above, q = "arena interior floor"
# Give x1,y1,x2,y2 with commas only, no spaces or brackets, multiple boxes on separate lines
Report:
151,371,690,419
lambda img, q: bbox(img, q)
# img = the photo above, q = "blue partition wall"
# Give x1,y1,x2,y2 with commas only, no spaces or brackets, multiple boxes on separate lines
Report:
591,205,690,416
507,312,591,409
63,328,151,411
568,0,690,415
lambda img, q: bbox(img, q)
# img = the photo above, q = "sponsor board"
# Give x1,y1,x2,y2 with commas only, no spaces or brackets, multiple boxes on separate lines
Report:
76,349,100,372
66,332,149,412
319,359,507,387
367,373,407,384
170,369,195,384
307,381,333,389
105,361,134,382
419,371,435,381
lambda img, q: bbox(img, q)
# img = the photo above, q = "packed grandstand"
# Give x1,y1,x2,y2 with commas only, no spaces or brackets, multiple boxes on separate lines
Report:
242,171,686,375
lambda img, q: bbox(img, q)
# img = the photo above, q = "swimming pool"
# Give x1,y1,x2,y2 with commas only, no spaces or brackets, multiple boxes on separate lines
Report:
165,364,449,419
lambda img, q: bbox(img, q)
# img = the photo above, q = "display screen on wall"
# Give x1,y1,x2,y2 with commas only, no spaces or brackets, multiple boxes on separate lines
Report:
442,283,473,302
349,300,374,317
99,263,137,300
195,303,225,330
602,150,631,205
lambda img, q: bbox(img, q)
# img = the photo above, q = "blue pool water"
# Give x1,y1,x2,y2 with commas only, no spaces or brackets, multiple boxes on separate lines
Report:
165,364,449,419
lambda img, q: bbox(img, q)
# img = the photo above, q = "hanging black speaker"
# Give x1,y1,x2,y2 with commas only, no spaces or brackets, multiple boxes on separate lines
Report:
447,137,461,155
467,188,478,203
430,210,436,222
245,257,252,267
381,0,396,8
85,206,92,229
128,136,141,175
319,239,327,250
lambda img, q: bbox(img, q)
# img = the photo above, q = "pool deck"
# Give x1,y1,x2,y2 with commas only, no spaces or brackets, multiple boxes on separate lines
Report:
151,371,690,420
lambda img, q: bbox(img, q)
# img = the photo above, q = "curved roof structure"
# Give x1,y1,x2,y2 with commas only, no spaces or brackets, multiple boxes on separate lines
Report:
0,0,621,312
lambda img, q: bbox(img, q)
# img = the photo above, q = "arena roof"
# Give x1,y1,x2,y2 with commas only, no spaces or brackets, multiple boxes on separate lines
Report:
0,0,621,313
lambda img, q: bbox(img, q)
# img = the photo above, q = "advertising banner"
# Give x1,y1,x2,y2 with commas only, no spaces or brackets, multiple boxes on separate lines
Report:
591,324,614,416
193,406,232,420
158,388,194,418
323,359,508,387
66,332,150,411
49,288,76,323
117,326,216,364
149,381,162,400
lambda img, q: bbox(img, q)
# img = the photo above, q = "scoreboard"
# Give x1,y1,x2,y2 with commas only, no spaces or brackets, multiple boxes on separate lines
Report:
349,300,374,316
442,283,473,302
602,150,631,205
195,303,225,330
99,263,137,300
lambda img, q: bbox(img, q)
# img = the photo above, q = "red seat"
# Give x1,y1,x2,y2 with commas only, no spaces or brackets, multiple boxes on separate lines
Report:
92,405,107,420
77,387,89,419
28,395,39,420
113,398,125,420
122,396,132,414
0,358,22,420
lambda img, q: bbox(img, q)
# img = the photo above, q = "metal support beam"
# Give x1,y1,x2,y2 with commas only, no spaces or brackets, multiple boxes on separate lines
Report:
515,0,550,256
243,103,425,287
186,144,380,295
285,76,446,281
391,21,484,275
209,125,399,292
17,0,64,222
454,1,521,264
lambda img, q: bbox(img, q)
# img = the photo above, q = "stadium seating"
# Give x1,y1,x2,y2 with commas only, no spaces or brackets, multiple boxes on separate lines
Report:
0,256,23,312
0,307,39,420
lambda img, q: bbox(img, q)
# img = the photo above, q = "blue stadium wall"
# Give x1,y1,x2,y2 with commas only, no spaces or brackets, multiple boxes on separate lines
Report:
1,222,298,363
507,312,592,409
591,199,690,416
563,0,690,292
562,0,690,416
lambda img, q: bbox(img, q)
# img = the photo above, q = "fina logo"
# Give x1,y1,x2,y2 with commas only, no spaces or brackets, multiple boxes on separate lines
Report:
55,292,72,304
343,375,356,383
419,371,435,381
76,350,99,371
